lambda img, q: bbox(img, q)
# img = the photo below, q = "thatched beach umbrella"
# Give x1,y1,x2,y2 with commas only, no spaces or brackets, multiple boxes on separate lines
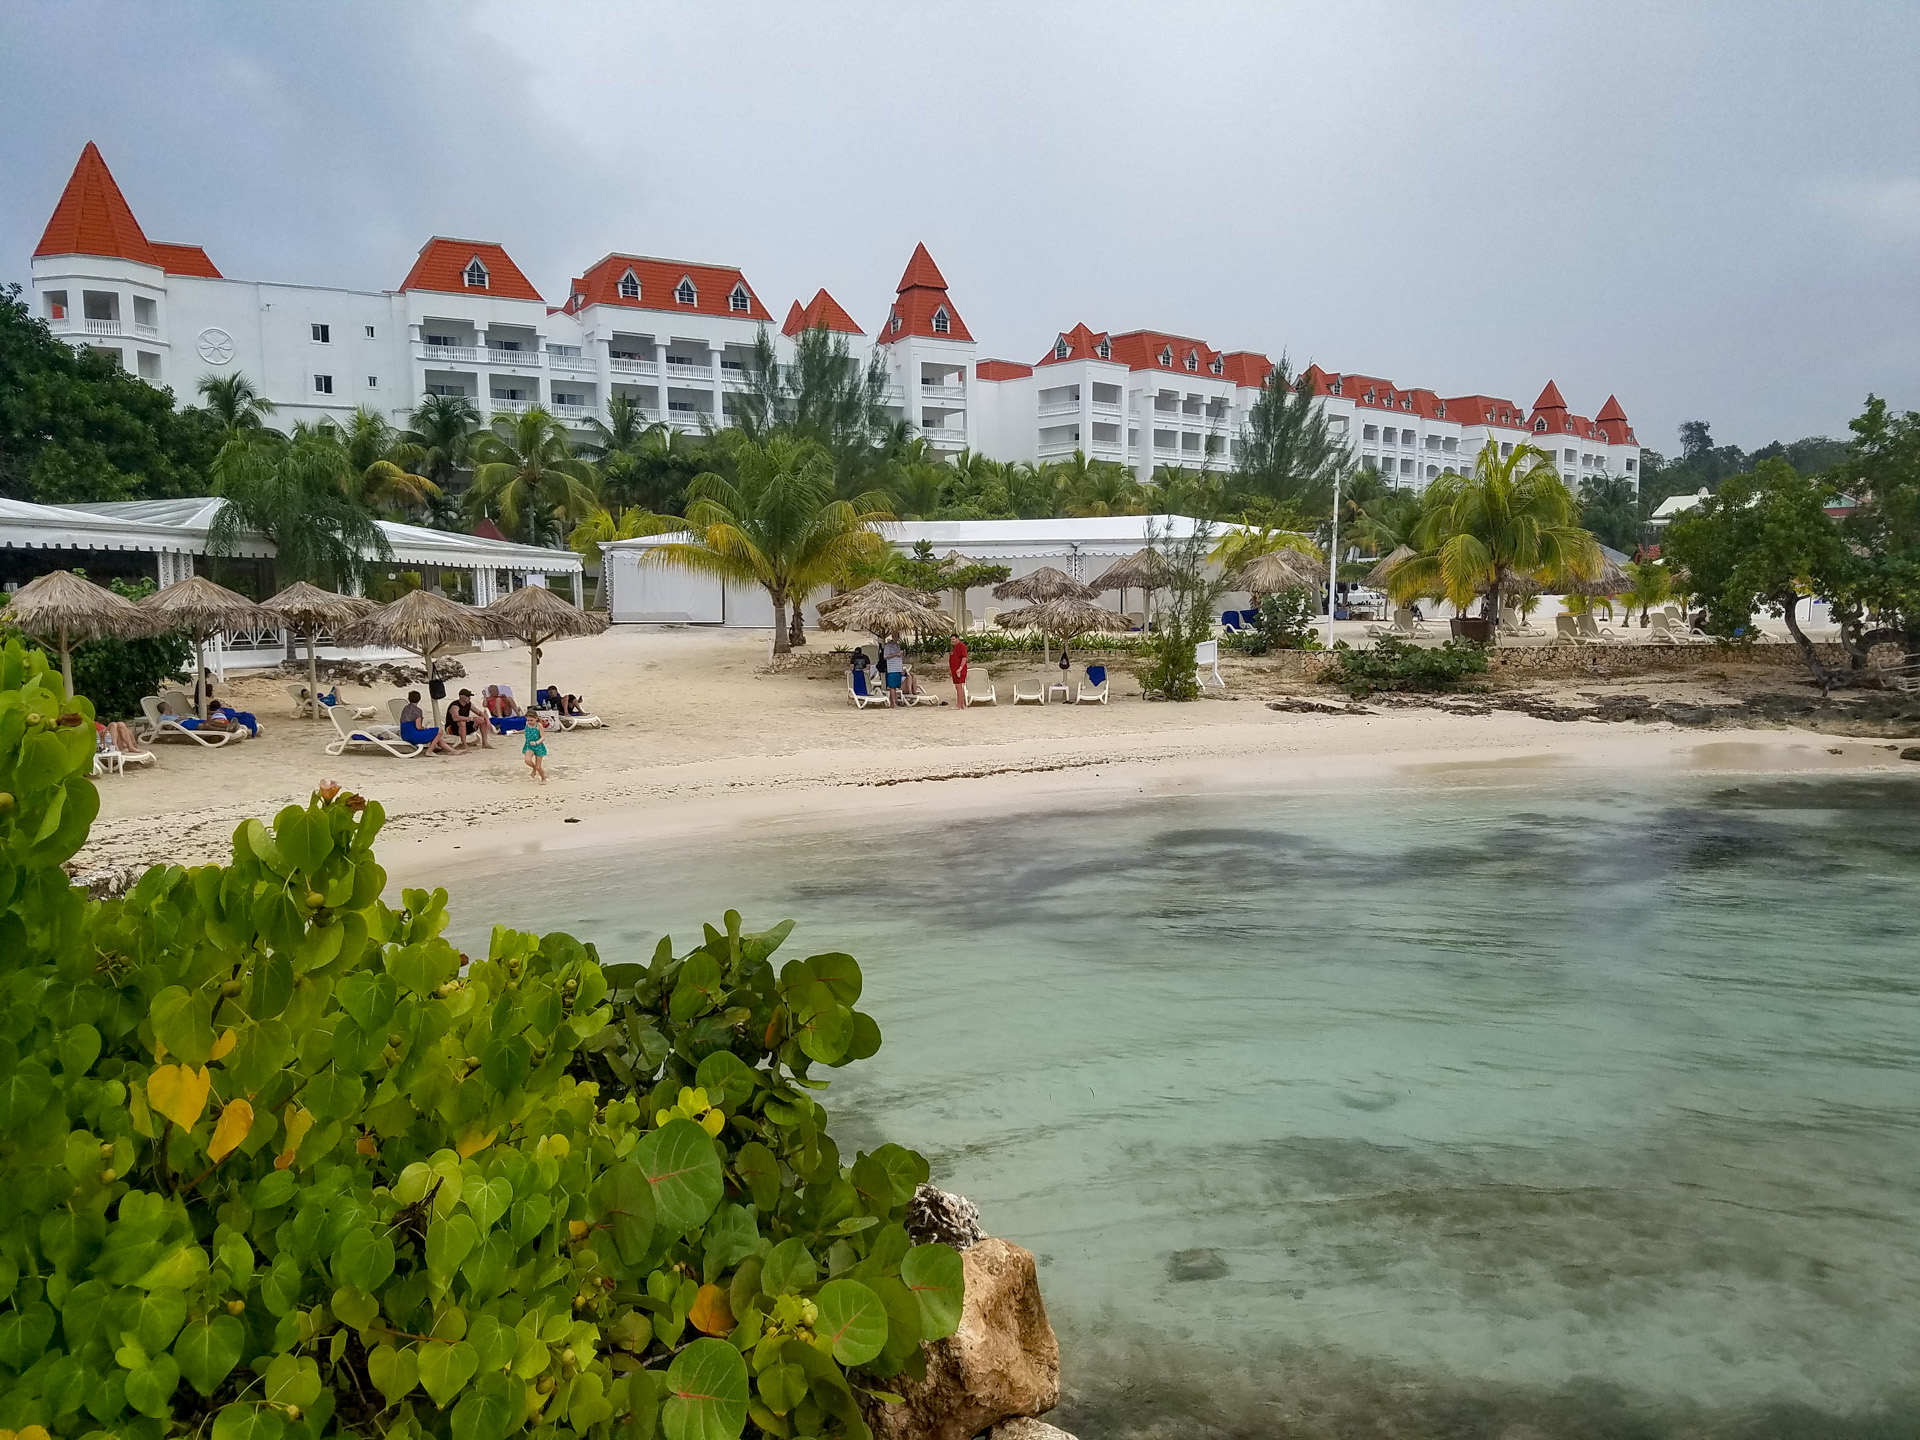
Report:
816,582,953,644
261,582,377,719
338,588,501,723
486,583,610,703
1565,553,1630,597
1364,544,1416,591
2,569,156,697
1089,548,1165,631
1235,547,1323,598
140,575,271,718
996,594,1128,664
992,565,1097,605
817,580,942,617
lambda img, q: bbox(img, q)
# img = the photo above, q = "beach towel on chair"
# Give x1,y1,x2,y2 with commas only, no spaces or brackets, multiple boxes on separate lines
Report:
851,670,871,697
1086,664,1107,687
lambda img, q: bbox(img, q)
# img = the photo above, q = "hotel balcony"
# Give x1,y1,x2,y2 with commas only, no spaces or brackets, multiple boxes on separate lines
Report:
549,402,598,422
1037,400,1080,419
490,398,532,416
664,359,714,380
486,347,541,368
919,425,967,447
548,353,597,375
418,342,480,363
920,383,967,403
608,356,659,376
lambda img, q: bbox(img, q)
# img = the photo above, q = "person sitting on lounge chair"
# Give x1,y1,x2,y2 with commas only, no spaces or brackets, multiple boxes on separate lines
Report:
96,719,142,755
444,689,491,748
399,691,455,755
484,684,526,733
200,681,260,736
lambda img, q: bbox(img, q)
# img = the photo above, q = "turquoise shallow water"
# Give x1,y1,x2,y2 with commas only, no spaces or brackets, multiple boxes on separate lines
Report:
441,772,1920,1439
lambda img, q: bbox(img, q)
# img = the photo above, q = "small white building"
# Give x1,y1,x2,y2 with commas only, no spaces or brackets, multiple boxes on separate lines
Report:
599,515,1245,627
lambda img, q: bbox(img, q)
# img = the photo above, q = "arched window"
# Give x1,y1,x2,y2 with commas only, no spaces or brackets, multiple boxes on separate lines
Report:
675,277,697,306
729,283,751,313
1055,336,1070,360
619,270,640,300
1535,418,1547,432
464,258,489,289
933,307,950,334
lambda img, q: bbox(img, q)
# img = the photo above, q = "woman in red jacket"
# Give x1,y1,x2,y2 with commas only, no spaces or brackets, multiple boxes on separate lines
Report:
948,636,969,709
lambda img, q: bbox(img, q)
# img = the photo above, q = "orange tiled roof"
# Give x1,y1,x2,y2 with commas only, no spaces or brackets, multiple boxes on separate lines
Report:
1106,330,1227,377
1530,380,1567,415
148,242,221,278
1442,394,1529,430
1595,394,1636,445
565,253,771,322
782,287,862,336
1220,351,1274,389
1035,323,1114,367
878,244,972,344
976,359,1034,381
35,142,224,277
400,238,544,303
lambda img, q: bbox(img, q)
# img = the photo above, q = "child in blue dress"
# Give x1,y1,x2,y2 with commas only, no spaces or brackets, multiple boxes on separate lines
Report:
522,716,548,783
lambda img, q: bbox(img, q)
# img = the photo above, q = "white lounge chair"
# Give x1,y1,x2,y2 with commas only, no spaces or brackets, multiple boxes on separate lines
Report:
1366,608,1430,639
92,739,156,777
1498,605,1545,636
287,683,376,720
981,607,999,633
962,668,996,706
1576,612,1620,642
324,704,424,758
847,672,890,709
1076,666,1111,705
1194,639,1224,689
1011,678,1046,705
136,695,244,747
1648,612,1705,644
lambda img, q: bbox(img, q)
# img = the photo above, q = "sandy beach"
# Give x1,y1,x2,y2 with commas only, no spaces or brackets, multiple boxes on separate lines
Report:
74,625,1915,882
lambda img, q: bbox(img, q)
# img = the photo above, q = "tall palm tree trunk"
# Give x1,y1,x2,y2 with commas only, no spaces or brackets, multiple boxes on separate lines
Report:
770,588,791,656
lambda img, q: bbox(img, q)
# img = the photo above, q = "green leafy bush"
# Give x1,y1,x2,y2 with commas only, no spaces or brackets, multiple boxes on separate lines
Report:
0,638,959,1440
1322,635,1489,697
1222,588,1321,656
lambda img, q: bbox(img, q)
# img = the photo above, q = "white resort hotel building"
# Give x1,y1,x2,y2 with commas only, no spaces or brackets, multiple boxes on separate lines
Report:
26,143,1642,500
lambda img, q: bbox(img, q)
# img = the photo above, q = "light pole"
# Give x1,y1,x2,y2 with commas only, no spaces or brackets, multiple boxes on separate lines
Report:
1325,469,1341,648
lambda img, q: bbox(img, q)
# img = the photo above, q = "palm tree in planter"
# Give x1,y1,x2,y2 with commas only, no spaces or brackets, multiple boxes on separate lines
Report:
466,407,600,546
650,434,892,656
1390,440,1599,637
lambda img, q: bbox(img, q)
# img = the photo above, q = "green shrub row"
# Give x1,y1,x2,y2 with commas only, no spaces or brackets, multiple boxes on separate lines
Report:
0,639,959,1440
1321,635,1490,697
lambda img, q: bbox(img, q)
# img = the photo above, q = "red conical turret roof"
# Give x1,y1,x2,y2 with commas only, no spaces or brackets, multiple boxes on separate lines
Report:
1531,380,1568,413
896,242,948,293
37,142,155,265
1595,394,1628,423
782,288,862,336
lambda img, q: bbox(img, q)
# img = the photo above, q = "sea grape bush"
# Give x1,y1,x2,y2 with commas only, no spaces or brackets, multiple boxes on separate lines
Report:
0,639,961,1440
1322,635,1490,697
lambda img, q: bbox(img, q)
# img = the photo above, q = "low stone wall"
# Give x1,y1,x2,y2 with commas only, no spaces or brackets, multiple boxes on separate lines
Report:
1242,640,1841,686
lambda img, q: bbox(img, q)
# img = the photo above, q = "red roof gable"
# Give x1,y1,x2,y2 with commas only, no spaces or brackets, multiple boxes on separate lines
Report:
1036,323,1115,367
400,238,544,303
36,143,154,265
148,242,222,279
565,253,771,322
878,244,971,344
1531,380,1568,414
1595,394,1636,445
1442,394,1528,430
782,288,862,336
1106,330,1228,377
976,359,1033,381
1220,351,1274,389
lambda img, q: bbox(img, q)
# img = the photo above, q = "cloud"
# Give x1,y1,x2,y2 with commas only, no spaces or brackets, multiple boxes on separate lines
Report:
1815,177,1920,242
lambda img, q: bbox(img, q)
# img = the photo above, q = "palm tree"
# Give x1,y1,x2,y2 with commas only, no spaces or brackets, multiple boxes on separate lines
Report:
1621,560,1673,627
1388,440,1599,634
1056,451,1145,517
889,461,952,520
197,373,276,445
580,395,665,505
1228,358,1354,517
340,407,437,517
567,505,681,609
403,393,481,491
207,425,391,589
466,407,599,546
649,434,892,656
1579,473,1642,554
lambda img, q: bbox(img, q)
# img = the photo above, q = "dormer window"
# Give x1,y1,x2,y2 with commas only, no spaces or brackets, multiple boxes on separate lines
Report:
1437,402,1447,419
1095,339,1110,360
1158,346,1172,367
932,307,950,335
1535,418,1547,432
1055,336,1070,360
1184,351,1198,372
1330,380,1342,396
464,258,489,289
1363,390,1375,404
728,283,751,313
891,314,902,334
1209,357,1223,375
619,270,640,301
675,277,697,306
1401,397,1412,410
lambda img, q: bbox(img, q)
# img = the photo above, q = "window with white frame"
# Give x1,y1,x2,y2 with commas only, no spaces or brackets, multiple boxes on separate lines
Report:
1096,339,1110,359
675,277,697,306
311,323,330,344
1158,345,1172,367
314,374,333,394
464,258,489,289
1055,337,1070,360
619,270,640,300
1210,357,1223,375
932,307,950,334
728,284,751,313
1363,424,1379,441
1184,351,1198,372
367,375,378,388
365,325,376,339
1564,448,1577,462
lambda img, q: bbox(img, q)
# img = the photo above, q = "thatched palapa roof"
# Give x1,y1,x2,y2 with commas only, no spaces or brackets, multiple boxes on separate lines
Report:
1089,548,1167,594
816,581,952,639
995,596,1131,638
260,581,376,631
3,570,155,643
139,575,271,635
991,566,1096,603
486,584,610,644
338,587,501,658
1235,547,1323,596
1363,544,1416,590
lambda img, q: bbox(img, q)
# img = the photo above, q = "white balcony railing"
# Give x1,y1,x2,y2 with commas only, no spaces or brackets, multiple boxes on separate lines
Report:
133,321,160,339
1091,400,1122,415
83,318,122,336
608,356,658,376
665,359,713,379
489,398,532,415
486,347,540,367
550,403,597,421
419,343,479,363
1036,438,1081,457
919,426,967,446
920,383,966,402
1036,400,1080,419
548,353,596,374
665,407,711,428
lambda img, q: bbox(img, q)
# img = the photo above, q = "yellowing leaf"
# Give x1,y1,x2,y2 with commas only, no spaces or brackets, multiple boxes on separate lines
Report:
356,1134,379,1156
568,1220,591,1241
153,1038,167,1062
699,1109,726,1138
208,1099,254,1161
210,1029,237,1061
689,1283,735,1336
146,1064,212,1130
456,1127,497,1160
275,1104,315,1169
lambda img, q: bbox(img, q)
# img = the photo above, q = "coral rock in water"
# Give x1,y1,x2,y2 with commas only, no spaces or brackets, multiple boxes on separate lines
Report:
992,1420,1078,1440
869,1238,1061,1440
907,1184,985,1250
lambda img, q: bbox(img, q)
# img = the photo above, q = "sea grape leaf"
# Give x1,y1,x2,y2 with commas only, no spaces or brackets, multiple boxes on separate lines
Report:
813,1278,889,1366
637,1120,724,1236
733,1142,780,1214
175,1315,245,1396
901,1243,965,1339
662,1337,749,1440
760,1238,816,1297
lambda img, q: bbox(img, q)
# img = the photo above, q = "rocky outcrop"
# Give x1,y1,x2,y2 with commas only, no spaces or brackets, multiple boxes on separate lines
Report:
991,1420,1078,1440
906,1185,985,1250
869,1238,1060,1440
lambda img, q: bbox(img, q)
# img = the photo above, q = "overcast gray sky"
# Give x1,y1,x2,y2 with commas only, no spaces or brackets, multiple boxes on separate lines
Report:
4,1,1916,455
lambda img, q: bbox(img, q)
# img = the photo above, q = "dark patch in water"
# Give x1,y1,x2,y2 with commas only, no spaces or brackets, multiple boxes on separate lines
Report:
1167,1248,1229,1282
